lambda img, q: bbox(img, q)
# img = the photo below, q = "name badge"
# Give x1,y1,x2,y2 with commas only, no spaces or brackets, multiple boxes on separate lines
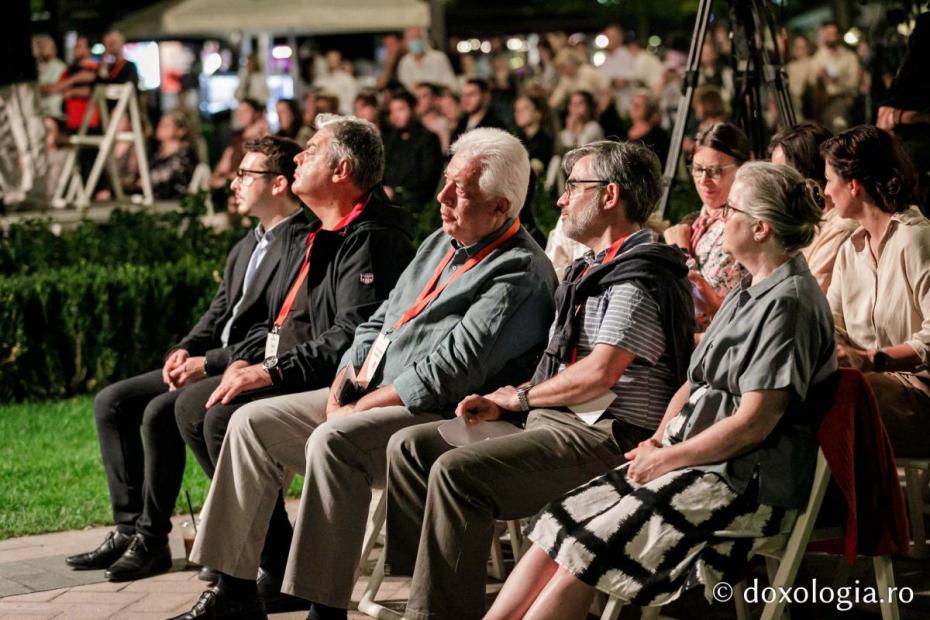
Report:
362,333,391,385
265,330,280,360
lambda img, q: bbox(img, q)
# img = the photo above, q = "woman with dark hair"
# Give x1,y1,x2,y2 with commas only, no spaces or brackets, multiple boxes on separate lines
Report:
487,162,835,620
664,122,751,329
149,110,198,200
770,122,858,292
823,124,930,458
559,90,604,151
274,98,301,139
514,94,555,167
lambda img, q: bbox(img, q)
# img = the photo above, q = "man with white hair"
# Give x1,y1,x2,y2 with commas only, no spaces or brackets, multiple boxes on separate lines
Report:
172,127,556,620
384,140,697,620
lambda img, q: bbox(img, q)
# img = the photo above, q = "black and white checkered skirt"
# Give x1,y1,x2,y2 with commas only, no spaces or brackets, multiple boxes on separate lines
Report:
526,464,797,607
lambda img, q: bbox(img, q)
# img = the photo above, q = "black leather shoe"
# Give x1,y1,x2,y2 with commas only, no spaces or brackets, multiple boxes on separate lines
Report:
104,534,172,582
166,586,267,620
256,569,312,613
65,530,133,570
198,565,220,583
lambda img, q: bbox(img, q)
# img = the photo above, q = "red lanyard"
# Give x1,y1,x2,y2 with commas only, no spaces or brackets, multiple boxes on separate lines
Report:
569,235,629,364
390,219,521,331
108,58,127,80
273,200,368,328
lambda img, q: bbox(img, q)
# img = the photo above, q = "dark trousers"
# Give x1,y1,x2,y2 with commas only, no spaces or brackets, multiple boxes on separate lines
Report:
94,369,186,547
384,410,653,620
174,376,294,578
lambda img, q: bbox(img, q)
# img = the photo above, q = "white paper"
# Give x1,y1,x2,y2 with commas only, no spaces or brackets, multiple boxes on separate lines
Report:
568,391,617,425
437,417,521,447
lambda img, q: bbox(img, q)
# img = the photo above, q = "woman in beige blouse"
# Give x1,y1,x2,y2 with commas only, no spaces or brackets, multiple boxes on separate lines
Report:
769,122,859,292
824,124,930,457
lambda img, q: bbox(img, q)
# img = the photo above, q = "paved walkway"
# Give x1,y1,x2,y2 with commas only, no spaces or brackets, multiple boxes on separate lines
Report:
1,495,929,619
0,497,427,619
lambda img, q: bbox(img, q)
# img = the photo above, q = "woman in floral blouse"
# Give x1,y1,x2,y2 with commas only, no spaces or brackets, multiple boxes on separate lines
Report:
663,122,751,330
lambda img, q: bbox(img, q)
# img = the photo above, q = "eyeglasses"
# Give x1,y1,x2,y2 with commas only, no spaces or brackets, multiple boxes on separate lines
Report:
235,168,285,187
719,200,752,220
688,163,737,181
563,178,610,199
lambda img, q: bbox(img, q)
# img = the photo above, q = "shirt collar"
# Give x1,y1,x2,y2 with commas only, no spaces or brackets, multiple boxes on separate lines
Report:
849,206,921,252
254,209,299,243
449,217,517,258
582,229,653,266
739,253,810,299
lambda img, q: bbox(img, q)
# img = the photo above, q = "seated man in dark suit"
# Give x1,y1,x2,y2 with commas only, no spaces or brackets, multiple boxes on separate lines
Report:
65,136,311,581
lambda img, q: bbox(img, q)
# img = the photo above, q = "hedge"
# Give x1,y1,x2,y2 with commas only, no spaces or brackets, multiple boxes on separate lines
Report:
0,256,220,402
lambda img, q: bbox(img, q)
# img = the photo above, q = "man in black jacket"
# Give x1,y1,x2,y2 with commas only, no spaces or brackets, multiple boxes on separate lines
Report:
382,89,443,209
450,78,509,144
171,114,414,608
65,136,310,581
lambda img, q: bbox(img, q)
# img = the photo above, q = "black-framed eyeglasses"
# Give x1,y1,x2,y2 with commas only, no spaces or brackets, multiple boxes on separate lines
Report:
719,200,751,220
563,178,610,199
235,168,285,187
688,163,737,181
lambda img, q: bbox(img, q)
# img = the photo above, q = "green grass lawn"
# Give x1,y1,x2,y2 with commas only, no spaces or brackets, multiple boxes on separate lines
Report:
0,395,301,540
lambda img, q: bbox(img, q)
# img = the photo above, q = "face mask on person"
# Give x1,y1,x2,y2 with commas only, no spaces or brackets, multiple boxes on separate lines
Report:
409,39,426,55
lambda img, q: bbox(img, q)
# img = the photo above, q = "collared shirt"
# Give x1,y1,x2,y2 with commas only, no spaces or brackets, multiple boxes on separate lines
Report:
219,211,297,346
553,229,676,430
664,254,837,508
808,46,861,97
341,218,557,413
827,206,930,367
397,49,458,92
801,208,860,293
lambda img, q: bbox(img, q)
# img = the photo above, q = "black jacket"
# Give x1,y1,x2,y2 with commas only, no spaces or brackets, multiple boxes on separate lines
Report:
383,121,444,206
534,238,695,388
174,210,312,375
230,188,415,391
451,108,509,145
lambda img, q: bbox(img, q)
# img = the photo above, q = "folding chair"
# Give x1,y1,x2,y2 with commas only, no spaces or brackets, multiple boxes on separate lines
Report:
896,458,929,560
355,491,526,620
598,448,901,620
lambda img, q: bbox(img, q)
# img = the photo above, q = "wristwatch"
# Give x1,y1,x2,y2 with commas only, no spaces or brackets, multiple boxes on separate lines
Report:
261,356,279,374
516,386,533,413
872,350,889,372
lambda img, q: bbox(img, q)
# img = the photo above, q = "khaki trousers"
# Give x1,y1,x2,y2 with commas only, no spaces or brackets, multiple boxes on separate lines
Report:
190,386,442,609
384,408,652,620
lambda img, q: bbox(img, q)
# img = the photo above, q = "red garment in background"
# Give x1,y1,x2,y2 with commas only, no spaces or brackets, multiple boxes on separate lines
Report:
812,368,911,564
60,61,100,131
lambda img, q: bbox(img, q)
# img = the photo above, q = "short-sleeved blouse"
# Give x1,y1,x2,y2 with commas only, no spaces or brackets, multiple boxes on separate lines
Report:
663,254,837,508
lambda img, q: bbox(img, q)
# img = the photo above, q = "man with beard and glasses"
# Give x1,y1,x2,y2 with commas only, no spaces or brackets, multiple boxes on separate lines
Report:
382,140,696,620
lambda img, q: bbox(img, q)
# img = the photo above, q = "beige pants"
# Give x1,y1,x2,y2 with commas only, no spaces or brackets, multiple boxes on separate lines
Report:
866,371,930,458
190,387,440,608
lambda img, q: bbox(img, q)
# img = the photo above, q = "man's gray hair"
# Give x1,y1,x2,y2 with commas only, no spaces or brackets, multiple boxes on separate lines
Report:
449,128,530,218
315,113,385,191
562,141,662,225
734,162,823,254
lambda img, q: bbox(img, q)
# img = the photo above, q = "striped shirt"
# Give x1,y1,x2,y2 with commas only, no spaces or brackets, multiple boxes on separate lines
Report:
555,231,677,430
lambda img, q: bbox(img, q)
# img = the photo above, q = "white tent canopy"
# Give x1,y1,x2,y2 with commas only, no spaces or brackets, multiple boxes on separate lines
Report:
117,0,429,39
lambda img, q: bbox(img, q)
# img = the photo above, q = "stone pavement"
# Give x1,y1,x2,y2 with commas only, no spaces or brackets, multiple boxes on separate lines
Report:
2,494,929,619
0,495,432,619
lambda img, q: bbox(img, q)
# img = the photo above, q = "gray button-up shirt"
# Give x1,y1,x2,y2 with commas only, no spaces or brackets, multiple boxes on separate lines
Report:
663,253,837,508
341,219,558,413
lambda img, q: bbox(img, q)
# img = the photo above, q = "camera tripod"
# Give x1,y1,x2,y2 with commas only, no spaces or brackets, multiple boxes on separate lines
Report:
658,0,797,216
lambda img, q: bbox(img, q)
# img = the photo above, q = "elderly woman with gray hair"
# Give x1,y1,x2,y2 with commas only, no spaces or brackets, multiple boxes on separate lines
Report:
486,161,838,620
